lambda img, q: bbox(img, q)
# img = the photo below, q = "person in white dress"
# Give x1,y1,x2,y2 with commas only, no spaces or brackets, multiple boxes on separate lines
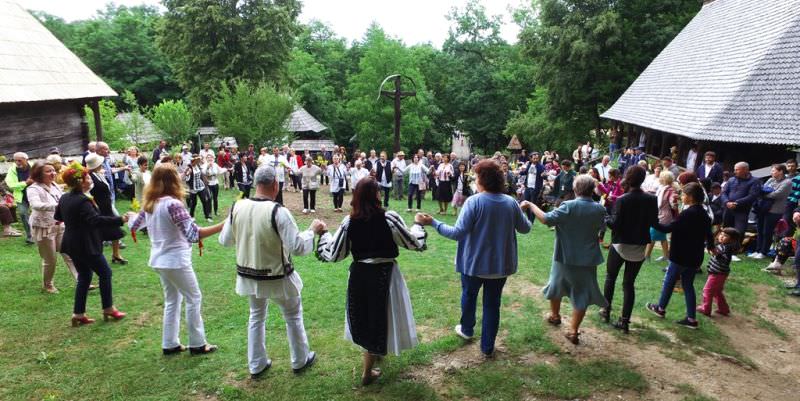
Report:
317,177,427,386
219,165,325,379
350,159,371,190
327,154,349,212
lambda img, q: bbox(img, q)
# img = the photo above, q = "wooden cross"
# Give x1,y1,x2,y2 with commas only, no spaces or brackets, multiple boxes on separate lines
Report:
378,74,417,153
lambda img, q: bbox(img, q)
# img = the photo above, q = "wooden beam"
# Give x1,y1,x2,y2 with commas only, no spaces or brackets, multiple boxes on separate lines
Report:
90,100,103,142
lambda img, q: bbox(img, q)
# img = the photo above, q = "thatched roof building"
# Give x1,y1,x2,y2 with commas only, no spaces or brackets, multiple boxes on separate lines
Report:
0,0,116,158
601,0,800,169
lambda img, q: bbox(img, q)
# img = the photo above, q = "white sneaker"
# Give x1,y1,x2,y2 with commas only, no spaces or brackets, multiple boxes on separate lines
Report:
310,209,316,213
454,324,473,340
302,209,309,214
406,208,412,212
751,253,765,260
766,260,784,270
655,256,665,262
731,255,741,262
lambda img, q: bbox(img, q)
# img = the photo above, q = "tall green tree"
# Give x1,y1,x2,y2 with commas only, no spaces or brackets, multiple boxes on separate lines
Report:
157,0,302,119
36,6,182,106
209,81,294,147
344,25,437,152
437,0,536,153
150,99,198,146
518,0,700,142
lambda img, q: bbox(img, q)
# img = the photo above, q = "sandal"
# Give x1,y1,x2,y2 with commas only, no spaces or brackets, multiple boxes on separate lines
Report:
111,257,128,265
546,315,562,326
564,331,580,345
361,368,382,386
189,344,218,356
163,345,187,356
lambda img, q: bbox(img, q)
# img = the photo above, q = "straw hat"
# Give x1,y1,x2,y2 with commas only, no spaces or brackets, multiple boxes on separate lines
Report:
396,151,405,157
85,153,104,171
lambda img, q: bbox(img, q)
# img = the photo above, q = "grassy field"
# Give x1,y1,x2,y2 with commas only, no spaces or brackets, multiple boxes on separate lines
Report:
0,187,797,401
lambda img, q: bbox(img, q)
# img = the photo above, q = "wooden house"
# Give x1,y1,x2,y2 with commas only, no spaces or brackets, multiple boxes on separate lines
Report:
0,0,116,159
602,0,800,170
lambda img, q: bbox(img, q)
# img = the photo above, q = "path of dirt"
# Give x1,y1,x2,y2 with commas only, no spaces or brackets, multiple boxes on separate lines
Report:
409,278,799,401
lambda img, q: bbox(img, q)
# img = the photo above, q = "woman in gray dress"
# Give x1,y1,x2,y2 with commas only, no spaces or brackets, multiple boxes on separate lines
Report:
528,174,608,345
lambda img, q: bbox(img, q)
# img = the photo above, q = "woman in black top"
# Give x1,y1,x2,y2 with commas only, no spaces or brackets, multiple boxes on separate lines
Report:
646,182,714,329
601,166,659,333
317,178,427,386
56,163,128,327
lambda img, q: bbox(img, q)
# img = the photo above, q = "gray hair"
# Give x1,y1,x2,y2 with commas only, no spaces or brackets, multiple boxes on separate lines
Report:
734,161,749,170
573,174,597,197
13,152,28,160
254,165,277,187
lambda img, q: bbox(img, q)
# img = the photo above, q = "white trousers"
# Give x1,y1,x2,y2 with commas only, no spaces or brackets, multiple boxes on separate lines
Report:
248,295,309,373
156,267,207,348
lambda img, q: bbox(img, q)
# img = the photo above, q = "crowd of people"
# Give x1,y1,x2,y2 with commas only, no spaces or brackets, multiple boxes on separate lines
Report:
2,136,800,387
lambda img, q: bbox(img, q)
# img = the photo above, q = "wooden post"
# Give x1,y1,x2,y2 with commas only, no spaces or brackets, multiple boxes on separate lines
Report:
90,100,103,142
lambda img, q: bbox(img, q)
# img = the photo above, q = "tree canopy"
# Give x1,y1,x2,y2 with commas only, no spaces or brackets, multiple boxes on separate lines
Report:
34,0,702,156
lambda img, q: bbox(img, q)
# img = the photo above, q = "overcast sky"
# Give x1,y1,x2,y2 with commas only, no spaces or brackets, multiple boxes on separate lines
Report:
17,0,523,46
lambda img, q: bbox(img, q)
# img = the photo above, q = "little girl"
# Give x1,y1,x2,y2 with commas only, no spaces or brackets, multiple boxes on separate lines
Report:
646,182,714,329
697,228,741,317
451,162,470,215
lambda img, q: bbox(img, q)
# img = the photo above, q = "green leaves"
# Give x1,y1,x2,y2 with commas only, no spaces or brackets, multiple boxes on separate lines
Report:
149,99,197,146
157,0,302,119
208,81,294,148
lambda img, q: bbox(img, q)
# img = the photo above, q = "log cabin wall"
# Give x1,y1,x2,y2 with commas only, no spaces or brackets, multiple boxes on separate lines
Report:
0,100,87,159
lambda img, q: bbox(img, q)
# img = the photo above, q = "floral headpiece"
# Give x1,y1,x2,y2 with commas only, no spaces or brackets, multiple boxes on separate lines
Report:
63,162,88,188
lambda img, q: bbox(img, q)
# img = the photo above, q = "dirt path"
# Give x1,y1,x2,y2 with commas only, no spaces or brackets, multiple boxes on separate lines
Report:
412,278,800,401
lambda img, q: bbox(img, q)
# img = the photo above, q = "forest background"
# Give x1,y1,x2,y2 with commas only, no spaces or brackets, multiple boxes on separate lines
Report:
33,0,702,154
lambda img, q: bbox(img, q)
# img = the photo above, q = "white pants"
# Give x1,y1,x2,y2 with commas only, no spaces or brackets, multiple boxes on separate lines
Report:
156,267,207,348
248,295,309,373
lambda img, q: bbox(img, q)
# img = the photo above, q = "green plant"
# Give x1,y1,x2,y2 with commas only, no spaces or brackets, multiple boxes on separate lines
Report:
84,99,128,149
149,99,197,146
209,80,294,148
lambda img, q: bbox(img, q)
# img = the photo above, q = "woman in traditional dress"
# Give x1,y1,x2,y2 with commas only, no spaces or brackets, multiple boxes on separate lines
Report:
317,178,427,386
435,153,454,214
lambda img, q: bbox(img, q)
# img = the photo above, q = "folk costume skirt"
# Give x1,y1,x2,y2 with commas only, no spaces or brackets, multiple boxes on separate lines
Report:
345,261,417,356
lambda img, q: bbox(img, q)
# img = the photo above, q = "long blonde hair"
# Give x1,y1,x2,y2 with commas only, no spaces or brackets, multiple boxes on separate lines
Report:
142,163,185,213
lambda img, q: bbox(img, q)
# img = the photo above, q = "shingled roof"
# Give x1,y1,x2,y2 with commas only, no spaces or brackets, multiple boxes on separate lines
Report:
601,0,800,146
0,1,117,103
284,106,327,133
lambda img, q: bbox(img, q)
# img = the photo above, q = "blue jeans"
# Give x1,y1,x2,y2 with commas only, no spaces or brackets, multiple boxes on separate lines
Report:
756,212,781,255
459,274,507,354
17,202,31,242
657,261,697,319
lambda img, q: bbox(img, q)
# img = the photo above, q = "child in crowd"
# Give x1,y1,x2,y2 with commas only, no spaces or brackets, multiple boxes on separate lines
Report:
697,228,741,317
646,182,714,329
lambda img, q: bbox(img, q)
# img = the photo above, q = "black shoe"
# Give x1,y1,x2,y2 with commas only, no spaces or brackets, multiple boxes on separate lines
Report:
25,239,35,246
598,308,610,323
111,257,128,265
189,344,218,356
646,303,665,318
293,351,316,374
676,318,698,329
789,289,800,297
250,359,272,380
612,317,630,334
163,345,186,356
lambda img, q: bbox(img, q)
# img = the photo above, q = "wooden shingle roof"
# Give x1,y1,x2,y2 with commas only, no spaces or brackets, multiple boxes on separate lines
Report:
0,1,117,103
601,0,800,146
284,106,327,133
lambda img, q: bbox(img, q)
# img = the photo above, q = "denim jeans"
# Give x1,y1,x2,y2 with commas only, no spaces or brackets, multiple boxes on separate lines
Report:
657,261,697,319
17,201,31,241
459,274,507,354
756,212,781,254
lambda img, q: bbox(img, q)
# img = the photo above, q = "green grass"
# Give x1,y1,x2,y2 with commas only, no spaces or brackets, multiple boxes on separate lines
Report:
0,187,796,400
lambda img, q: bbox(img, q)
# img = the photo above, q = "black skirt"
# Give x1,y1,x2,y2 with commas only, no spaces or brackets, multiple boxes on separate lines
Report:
437,180,453,202
347,261,393,355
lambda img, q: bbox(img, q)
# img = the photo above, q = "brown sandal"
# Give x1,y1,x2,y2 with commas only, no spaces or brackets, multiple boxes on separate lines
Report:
564,331,580,345
546,315,562,326
361,368,382,386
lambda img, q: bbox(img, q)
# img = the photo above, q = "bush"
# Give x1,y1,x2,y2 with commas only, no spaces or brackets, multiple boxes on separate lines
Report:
150,99,197,146
85,100,128,150
209,80,294,148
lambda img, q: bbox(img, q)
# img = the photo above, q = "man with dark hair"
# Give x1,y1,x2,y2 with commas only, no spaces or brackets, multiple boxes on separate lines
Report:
697,151,723,184
552,160,576,205
662,156,680,177
521,153,545,209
